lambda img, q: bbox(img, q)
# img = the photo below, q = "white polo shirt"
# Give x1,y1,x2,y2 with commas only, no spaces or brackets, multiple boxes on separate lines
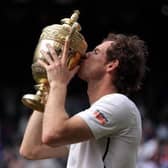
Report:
67,93,142,168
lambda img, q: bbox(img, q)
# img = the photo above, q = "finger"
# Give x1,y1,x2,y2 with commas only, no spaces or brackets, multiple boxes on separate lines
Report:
62,36,70,64
73,65,80,73
40,50,53,65
37,59,48,69
46,43,59,61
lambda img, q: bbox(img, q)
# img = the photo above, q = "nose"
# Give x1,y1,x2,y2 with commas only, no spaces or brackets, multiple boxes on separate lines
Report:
85,51,91,58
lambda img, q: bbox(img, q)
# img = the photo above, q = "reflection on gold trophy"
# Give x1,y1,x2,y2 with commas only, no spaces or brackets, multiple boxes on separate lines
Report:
21,10,88,112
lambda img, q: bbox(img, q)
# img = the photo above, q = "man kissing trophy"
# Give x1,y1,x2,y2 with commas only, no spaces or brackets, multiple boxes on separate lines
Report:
21,10,88,112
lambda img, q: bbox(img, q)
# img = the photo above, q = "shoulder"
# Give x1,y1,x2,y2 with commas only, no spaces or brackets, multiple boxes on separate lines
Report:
77,93,141,139
92,93,140,124
93,93,136,111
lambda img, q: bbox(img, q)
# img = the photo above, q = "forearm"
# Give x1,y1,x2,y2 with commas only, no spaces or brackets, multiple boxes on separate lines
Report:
41,82,94,146
20,110,69,159
42,83,69,145
20,111,43,158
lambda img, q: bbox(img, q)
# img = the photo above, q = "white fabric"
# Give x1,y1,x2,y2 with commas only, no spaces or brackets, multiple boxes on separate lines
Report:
67,93,142,168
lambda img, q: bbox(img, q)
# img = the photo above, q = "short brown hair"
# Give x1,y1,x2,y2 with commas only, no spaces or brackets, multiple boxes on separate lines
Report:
104,33,148,95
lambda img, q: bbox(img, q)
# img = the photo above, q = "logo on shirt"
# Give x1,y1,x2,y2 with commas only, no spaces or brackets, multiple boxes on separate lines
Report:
93,110,108,125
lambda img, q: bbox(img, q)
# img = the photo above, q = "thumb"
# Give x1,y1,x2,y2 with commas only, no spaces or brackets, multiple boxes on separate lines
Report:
70,65,80,78
72,65,80,74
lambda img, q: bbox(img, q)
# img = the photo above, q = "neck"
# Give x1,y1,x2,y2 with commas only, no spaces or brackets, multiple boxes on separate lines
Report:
87,78,117,104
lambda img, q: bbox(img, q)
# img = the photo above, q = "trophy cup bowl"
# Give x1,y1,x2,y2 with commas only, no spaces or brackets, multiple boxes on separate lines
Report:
21,10,88,112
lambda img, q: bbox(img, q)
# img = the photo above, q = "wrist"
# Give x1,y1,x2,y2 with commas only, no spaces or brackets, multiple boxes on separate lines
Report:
50,81,67,90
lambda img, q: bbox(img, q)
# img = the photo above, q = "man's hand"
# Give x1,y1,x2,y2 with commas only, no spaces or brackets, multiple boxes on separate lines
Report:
38,37,79,87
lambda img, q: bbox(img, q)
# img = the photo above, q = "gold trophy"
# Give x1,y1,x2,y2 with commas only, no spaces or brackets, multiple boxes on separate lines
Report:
21,10,87,112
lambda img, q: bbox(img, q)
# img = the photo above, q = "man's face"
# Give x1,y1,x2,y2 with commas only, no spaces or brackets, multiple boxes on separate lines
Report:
78,41,113,81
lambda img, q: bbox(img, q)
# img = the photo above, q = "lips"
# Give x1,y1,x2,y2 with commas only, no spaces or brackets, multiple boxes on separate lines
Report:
79,55,87,65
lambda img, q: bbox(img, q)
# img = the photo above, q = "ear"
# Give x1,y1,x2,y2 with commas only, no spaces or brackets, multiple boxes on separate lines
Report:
106,59,119,72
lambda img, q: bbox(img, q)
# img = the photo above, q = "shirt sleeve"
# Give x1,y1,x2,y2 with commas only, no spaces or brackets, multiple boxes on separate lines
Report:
77,94,136,139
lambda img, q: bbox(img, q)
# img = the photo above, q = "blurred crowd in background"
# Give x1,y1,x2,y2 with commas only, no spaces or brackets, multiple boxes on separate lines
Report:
0,0,168,167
